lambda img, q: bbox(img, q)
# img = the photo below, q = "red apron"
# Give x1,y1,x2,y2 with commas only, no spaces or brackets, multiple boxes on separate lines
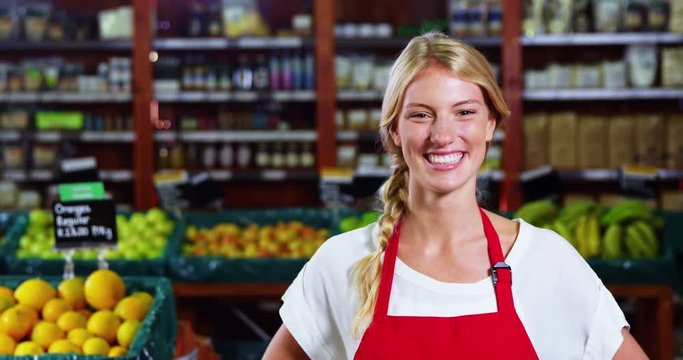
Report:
354,208,539,359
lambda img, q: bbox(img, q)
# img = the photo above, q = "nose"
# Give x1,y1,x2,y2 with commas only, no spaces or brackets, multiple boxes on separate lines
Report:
429,117,454,146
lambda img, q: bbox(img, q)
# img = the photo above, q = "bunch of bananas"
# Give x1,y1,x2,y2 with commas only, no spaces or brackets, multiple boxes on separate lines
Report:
600,200,661,260
513,199,663,260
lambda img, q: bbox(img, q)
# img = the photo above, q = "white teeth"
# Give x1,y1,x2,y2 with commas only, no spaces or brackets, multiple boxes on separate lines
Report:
428,153,464,165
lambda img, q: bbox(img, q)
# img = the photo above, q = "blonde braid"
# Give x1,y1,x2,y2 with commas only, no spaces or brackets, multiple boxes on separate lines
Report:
350,164,409,338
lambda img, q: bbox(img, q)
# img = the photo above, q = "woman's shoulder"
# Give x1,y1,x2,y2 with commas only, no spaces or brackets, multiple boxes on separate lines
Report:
306,222,379,275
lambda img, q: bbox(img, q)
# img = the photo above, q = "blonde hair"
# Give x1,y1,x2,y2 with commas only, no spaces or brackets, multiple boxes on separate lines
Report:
350,32,510,338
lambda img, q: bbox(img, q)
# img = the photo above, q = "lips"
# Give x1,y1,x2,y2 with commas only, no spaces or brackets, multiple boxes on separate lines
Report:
426,152,464,165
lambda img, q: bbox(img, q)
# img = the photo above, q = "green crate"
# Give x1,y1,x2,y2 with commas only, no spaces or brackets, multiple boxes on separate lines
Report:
3,213,182,277
168,208,345,283
0,275,176,359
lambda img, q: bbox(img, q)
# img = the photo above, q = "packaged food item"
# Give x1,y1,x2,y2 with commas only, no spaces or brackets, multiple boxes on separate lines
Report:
635,114,664,167
608,115,635,168
0,182,17,209
523,0,545,36
3,145,24,168
626,45,658,88
648,0,670,31
487,0,503,36
236,143,251,168
358,154,379,168
573,64,602,88
33,145,58,168
548,63,573,88
548,112,577,169
670,0,683,32
0,6,17,40
202,144,217,169
593,0,622,32
335,110,346,130
602,61,626,88
17,191,42,209
352,56,374,91
347,109,369,131
661,47,683,87
368,108,382,131
572,0,593,32
578,115,607,168
286,143,299,168
623,0,649,31
544,0,573,34
335,56,352,90
337,143,357,168
222,0,269,38
255,142,270,168
468,1,487,37
666,114,683,169
219,143,234,168
300,142,315,168
449,0,469,38
523,113,548,169
23,3,51,41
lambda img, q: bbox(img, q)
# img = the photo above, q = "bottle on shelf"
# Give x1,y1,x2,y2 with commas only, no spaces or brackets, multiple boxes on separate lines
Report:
269,53,281,90
271,142,285,168
219,143,234,168
236,143,252,168
202,143,217,169
255,142,271,168
286,142,299,168
233,55,253,91
253,55,269,91
300,142,315,168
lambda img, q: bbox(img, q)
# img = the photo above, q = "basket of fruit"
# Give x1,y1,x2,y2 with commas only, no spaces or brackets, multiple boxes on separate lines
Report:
168,208,338,282
512,199,681,292
3,208,181,277
0,269,176,358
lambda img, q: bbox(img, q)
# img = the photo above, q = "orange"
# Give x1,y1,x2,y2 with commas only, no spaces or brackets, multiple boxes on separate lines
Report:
0,334,15,355
14,278,56,311
58,277,86,310
86,310,120,343
78,309,93,319
82,337,110,355
0,294,15,313
0,287,13,299
42,298,72,322
48,339,81,354
14,341,43,356
116,319,140,348
0,305,34,341
108,345,128,356
31,321,65,350
56,311,87,332
67,328,92,347
114,296,148,321
84,270,125,310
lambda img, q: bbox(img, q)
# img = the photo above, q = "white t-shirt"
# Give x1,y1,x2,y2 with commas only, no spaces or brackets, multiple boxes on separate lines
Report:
280,219,629,360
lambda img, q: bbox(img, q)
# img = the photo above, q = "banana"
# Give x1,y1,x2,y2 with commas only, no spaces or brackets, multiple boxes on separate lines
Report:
514,200,558,227
631,221,659,258
586,214,601,258
602,224,624,259
624,224,652,259
600,200,653,227
553,220,577,249
574,215,590,258
557,200,597,229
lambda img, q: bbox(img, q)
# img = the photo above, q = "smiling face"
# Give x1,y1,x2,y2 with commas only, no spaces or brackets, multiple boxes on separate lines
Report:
390,63,496,196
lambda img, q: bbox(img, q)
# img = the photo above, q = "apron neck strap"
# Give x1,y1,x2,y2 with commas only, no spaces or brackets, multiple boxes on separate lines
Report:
374,220,401,319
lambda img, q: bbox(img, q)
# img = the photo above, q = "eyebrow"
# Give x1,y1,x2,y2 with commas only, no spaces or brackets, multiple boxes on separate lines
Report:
404,99,483,108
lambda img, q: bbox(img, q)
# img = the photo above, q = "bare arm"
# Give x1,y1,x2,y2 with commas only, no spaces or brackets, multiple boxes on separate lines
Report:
262,325,310,360
613,328,648,360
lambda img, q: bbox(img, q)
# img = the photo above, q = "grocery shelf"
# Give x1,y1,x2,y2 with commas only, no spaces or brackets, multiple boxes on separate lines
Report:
658,169,683,181
336,37,502,49
537,169,683,181
155,90,315,103
0,40,133,51
523,88,683,101
0,92,132,103
153,37,312,50
154,130,317,143
522,32,683,46
24,131,135,143
163,169,317,182
79,131,135,142
0,131,21,142
336,131,379,142
337,90,384,101
341,166,504,181
0,169,134,182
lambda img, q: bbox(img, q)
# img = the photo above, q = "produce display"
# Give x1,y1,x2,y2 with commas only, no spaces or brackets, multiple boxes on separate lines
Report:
338,211,380,233
514,199,663,260
183,221,329,258
16,209,174,260
0,269,152,356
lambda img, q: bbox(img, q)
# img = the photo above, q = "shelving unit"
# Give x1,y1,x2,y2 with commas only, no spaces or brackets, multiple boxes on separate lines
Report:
155,91,316,103
522,32,683,46
0,92,132,103
524,88,683,101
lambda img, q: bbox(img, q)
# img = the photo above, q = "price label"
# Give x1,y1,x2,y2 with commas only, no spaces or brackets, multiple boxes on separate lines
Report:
153,170,190,210
59,182,105,202
619,164,658,198
60,157,100,184
52,200,117,249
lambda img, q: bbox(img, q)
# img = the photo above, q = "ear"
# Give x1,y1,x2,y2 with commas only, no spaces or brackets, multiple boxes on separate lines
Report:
484,115,496,142
390,126,402,147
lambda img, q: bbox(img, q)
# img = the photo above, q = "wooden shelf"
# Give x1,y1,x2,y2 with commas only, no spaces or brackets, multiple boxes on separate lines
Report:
524,88,683,101
522,32,683,46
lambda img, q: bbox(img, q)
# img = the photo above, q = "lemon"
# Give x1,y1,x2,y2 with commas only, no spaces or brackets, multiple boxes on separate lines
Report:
114,296,148,321
14,341,44,356
0,287,13,299
116,319,140,348
42,298,72,322
0,294,15,313
58,277,86,310
131,291,154,308
14,304,39,328
0,334,15,355
67,328,92,347
108,345,128,357
14,278,56,311
48,339,81,354
31,321,65,349
82,336,110,355
86,310,120,343
84,270,125,310
57,311,87,332
0,305,34,341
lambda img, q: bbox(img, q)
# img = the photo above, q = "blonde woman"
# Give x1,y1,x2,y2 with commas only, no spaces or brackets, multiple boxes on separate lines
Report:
264,32,646,359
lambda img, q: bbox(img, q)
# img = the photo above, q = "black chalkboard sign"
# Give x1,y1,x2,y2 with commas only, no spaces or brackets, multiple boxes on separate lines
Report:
52,200,117,249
